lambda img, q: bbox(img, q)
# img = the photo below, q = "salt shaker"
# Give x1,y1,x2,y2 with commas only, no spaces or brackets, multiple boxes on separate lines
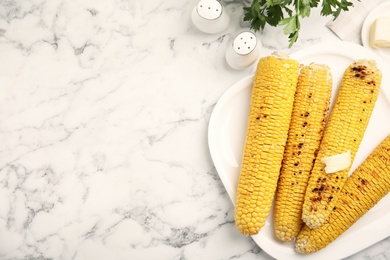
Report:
191,0,230,34
225,31,262,70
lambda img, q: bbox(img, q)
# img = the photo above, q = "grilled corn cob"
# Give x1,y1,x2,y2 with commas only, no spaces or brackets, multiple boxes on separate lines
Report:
234,54,299,236
274,64,332,241
296,134,390,254
302,59,382,229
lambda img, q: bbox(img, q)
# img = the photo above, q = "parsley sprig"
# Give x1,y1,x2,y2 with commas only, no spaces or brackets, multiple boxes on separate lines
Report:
243,0,354,47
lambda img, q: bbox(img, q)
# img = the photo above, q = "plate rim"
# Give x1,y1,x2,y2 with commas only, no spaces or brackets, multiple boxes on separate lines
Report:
208,74,254,201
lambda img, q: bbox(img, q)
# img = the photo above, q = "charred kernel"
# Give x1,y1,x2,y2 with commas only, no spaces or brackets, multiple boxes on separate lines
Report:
310,196,322,202
302,59,381,230
274,63,332,241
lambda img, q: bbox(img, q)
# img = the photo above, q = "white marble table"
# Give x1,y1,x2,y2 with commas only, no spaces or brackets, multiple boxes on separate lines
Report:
0,0,389,259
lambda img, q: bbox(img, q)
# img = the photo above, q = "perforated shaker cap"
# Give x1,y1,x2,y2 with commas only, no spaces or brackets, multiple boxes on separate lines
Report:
196,0,222,20
233,31,257,55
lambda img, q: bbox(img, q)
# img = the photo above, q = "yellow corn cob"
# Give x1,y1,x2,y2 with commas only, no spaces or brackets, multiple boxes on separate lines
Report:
234,54,299,236
274,64,332,241
302,59,382,229
296,134,390,254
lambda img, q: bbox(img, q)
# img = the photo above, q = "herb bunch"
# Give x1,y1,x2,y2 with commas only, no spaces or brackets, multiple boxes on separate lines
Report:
243,0,354,47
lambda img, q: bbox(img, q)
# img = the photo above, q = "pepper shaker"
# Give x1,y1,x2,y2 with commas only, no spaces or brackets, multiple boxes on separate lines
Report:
225,31,262,70
191,0,230,34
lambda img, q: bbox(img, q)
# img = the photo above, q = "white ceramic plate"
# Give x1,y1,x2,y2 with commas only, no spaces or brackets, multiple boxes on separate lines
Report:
361,1,390,61
208,42,390,260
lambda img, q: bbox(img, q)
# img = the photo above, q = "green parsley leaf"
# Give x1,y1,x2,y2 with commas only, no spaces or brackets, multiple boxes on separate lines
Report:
243,0,355,47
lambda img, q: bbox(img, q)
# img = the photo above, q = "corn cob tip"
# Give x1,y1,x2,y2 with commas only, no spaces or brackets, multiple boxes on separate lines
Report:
307,63,332,84
353,59,376,67
308,62,329,68
302,212,326,229
275,230,296,242
350,59,382,79
295,231,317,254
271,51,290,60
308,63,331,72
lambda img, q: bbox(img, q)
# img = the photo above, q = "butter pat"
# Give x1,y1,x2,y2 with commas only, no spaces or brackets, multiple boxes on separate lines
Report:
321,150,351,174
370,17,390,49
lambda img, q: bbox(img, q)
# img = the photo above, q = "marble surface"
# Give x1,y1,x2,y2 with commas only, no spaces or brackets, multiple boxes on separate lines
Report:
0,0,389,259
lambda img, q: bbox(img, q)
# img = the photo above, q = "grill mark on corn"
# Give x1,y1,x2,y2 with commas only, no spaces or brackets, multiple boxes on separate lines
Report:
273,63,332,241
301,59,382,229
296,134,390,254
